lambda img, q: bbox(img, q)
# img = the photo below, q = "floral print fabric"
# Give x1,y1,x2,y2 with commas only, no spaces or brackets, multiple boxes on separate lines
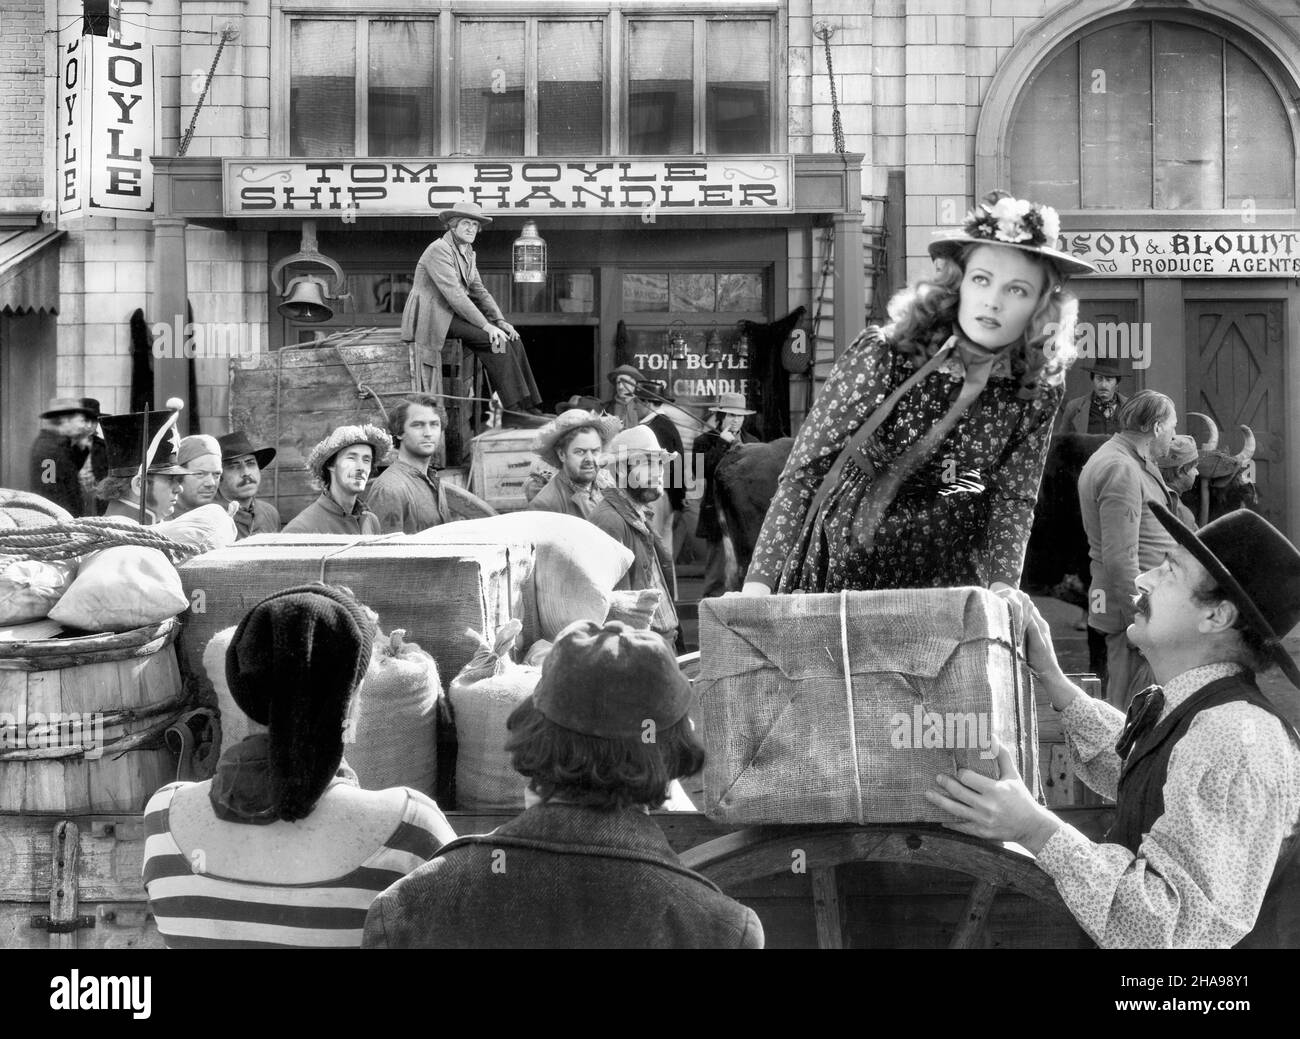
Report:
747,328,1062,592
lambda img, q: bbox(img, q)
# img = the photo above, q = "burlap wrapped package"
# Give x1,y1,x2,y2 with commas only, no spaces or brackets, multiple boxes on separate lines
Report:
0,559,77,624
347,628,441,798
449,620,539,812
404,513,633,645
697,588,1038,825
177,535,520,707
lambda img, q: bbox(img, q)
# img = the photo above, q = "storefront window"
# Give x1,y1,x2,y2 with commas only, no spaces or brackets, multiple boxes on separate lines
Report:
369,21,436,155
458,21,526,156
290,17,437,157
1011,18,1295,210
627,17,773,154
290,21,355,157
539,21,604,155
480,269,598,314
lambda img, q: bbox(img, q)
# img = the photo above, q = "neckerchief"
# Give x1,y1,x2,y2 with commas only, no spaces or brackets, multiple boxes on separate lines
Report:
208,733,358,825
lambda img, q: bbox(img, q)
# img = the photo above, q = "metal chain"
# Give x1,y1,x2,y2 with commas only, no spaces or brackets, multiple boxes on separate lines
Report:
816,24,846,155
178,25,238,158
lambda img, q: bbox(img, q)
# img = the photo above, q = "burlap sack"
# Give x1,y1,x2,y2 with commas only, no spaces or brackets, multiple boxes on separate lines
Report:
697,587,1038,825
405,513,632,644
449,620,540,812
50,546,189,632
0,559,77,624
347,629,441,798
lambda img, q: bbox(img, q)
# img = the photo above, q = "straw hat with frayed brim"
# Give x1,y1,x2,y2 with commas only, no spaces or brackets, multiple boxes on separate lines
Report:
602,424,678,464
1149,502,1300,690
440,200,493,226
306,424,392,486
532,410,623,468
929,190,1096,278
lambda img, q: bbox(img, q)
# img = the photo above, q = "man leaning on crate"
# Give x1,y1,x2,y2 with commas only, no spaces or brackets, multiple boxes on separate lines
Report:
927,503,1300,948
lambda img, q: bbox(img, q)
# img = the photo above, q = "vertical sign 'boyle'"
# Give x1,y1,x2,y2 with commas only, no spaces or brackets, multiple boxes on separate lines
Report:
58,30,155,219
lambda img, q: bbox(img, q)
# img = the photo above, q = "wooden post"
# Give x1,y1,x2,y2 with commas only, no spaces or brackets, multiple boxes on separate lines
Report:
832,208,866,361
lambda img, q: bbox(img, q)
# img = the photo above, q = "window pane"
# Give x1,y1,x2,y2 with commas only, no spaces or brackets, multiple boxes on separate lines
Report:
1079,24,1151,208
369,21,435,155
706,21,770,153
1225,43,1293,208
459,22,525,155
557,273,596,313
538,22,603,155
623,273,669,312
1010,44,1080,210
291,21,355,156
628,21,693,154
670,272,716,312
716,273,764,312
1153,23,1223,209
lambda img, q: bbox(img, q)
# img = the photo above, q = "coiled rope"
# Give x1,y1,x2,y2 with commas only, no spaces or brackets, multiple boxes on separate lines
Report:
0,518,202,567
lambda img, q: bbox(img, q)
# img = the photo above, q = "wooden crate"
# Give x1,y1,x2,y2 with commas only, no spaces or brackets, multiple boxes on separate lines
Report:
229,327,432,526
468,428,539,513
1038,673,1111,808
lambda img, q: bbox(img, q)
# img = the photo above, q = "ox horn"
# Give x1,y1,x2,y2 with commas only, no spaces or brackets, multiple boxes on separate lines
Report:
1235,425,1256,465
1186,412,1218,452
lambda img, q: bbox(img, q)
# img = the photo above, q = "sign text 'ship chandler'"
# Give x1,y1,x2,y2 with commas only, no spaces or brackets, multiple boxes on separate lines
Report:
224,158,794,217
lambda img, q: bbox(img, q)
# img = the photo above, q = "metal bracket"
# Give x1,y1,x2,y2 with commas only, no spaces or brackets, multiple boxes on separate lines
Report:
31,914,96,934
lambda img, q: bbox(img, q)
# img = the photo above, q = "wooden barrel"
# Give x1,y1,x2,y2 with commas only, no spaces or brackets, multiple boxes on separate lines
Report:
0,619,182,814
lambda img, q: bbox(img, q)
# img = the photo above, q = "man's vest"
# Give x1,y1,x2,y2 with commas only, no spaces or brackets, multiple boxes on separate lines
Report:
1108,673,1300,948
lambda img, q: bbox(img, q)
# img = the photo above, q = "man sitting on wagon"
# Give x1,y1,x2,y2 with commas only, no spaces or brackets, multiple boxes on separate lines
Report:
928,505,1300,948
283,425,391,536
362,619,763,949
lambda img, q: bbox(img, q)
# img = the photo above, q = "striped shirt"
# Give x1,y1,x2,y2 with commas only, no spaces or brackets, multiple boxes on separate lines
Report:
142,782,454,949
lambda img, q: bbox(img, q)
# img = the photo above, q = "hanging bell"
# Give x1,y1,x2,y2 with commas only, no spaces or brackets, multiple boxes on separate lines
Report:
278,275,334,322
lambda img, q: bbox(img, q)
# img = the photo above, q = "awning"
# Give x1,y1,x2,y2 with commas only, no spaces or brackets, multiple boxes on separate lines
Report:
0,225,64,315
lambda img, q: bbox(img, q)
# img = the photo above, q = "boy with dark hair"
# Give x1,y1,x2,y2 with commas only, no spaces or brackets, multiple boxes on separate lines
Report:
363,619,763,949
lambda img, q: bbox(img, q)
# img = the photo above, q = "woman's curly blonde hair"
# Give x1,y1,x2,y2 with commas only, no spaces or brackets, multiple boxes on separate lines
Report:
880,242,1080,398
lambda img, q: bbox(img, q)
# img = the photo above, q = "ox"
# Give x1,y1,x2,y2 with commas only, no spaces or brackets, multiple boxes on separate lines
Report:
713,437,793,590
1182,414,1258,524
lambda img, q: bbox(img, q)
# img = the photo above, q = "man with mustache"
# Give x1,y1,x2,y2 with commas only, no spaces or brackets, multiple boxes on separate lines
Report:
1077,390,1181,709
1055,358,1128,435
928,505,1300,948
590,425,681,653
526,409,621,520
216,432,281,538
283,425,390,535
367,396,451,534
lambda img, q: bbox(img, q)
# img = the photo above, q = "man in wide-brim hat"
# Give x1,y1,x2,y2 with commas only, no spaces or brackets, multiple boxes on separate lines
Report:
928,504,1300,948
399,200,545,422
590,425,682,651
602,364,654,430
693,392,756,598
216,431,281,538
29,398,100,518
282,424,391,535
526,409,623,520
1055,356,1130,436
95,410,198,524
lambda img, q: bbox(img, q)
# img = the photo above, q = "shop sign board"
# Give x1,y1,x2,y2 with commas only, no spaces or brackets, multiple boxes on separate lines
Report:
57,32,155,219
223,157,794,217
1064,230,1300,277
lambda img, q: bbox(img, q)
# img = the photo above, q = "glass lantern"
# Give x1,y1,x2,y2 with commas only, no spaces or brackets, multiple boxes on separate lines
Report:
512,221,547,284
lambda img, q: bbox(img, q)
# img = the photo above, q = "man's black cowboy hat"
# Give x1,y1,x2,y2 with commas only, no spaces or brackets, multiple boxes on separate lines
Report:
218,431,276,470
1149,501,1300,689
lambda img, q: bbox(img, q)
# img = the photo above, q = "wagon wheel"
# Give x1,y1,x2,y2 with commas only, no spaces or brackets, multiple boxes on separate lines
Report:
679,823,1069,949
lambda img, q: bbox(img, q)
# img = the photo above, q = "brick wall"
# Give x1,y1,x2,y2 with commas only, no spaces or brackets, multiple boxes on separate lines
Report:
0,0,47,201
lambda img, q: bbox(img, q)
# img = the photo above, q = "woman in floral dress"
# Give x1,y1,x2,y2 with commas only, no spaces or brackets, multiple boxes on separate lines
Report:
744,191,1096,595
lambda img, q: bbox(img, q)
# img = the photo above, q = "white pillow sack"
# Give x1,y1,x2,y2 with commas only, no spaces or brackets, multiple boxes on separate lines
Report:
49,545,189,632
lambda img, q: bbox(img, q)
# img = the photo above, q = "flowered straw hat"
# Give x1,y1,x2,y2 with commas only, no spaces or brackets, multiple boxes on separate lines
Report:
929,190,1096,277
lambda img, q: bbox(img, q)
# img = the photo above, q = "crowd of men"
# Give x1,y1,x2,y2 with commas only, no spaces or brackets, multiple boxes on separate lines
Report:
24,368,1300,950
